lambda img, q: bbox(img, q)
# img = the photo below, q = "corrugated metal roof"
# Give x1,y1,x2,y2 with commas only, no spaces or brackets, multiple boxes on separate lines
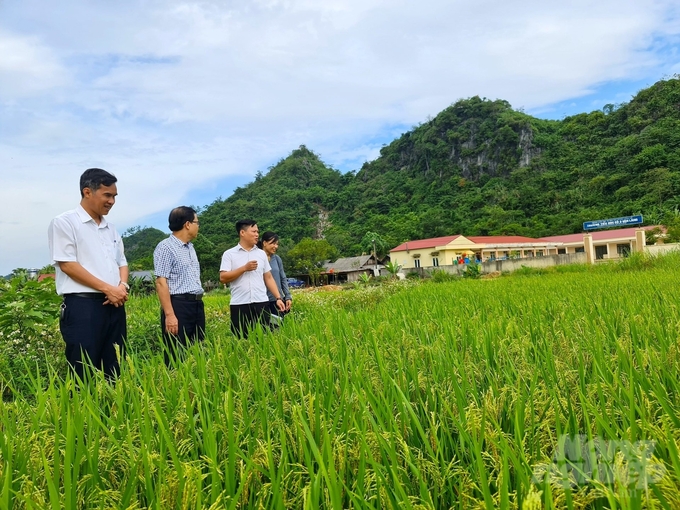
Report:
322,255,379,272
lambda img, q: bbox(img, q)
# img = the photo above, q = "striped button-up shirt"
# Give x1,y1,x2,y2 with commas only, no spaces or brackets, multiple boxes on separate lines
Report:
153,234,203,295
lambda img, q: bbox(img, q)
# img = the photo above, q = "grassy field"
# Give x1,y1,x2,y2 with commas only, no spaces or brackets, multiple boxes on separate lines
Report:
1,255,680,508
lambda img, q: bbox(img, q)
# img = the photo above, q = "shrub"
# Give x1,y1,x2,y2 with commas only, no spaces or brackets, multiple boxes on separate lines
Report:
429,268,458,282
462,263,482,279
0,276,65,397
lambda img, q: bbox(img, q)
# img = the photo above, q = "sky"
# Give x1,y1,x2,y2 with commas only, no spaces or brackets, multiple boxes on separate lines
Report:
1,0,680,275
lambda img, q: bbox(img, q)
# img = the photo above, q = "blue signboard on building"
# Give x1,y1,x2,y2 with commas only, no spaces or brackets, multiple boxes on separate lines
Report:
583,215,643,231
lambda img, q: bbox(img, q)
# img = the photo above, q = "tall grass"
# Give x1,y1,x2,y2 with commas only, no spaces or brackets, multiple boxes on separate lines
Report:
1,258,680,508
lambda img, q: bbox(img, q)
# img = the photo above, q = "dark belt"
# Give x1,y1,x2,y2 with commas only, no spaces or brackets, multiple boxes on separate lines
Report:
64,292,106,299
171,293,203,301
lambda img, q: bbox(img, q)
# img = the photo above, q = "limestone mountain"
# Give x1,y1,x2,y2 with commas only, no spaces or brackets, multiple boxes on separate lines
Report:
126,77,680,279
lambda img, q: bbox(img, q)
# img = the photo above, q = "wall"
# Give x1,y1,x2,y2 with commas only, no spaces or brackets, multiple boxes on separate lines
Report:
645,243,680,256
482,252,587,272
403,252,587,277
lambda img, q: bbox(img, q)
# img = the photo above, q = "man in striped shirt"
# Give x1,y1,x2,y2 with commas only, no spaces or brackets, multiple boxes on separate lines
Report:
153,206,204,365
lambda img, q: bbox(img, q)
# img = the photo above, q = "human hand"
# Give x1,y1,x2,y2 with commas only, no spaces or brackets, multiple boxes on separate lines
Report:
244,261,258,272
276,299,286,312
104,283,128,306
285,299,292,312
165,314,179,335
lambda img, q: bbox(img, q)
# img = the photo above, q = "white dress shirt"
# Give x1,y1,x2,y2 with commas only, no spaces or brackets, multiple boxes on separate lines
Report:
220,244,271,305
48,205,127,295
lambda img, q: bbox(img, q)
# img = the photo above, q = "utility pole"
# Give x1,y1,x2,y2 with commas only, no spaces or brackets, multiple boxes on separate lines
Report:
372,238,378,276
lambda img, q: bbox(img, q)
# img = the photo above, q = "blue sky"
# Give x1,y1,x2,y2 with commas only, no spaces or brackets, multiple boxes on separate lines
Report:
1,0,680,274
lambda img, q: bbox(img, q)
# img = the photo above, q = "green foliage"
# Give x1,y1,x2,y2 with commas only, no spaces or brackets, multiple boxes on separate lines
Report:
462,262,481,279
128,275,155,296
357,272,371,285
429,268,458,282
360,232,389,258
288,237,337,286
0,275,65,397
384,260,402,279
122,226,167,270
615,252,658,272
199,146,346,252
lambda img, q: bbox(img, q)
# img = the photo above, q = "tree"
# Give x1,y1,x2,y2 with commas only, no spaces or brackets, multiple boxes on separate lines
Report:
288,238,337,286
360,232,389,259
384,260,402,279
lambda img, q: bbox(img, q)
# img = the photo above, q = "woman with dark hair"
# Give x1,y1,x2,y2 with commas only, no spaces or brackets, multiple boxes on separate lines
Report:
257,232,292,321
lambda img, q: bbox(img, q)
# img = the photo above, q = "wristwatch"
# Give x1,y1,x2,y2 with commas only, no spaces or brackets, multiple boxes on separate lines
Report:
120,282,130,291
276,297,283,302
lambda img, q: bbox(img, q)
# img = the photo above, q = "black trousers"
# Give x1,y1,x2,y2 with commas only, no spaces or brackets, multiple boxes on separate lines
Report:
161,297,206,365
60,294,127,381
230,301,269,338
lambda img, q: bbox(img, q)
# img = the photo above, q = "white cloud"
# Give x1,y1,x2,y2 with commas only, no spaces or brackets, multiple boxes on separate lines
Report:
0,30,67,98
1,0,680,272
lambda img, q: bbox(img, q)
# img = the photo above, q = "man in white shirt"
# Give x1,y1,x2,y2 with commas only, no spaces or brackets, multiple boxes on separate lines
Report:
48,168,129,381
219,219,285,338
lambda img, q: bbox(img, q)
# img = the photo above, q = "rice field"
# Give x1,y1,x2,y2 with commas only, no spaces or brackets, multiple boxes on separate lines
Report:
1,255,680,508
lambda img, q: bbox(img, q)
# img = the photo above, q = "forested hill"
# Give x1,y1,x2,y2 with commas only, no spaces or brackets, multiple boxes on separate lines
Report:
127,77,680,277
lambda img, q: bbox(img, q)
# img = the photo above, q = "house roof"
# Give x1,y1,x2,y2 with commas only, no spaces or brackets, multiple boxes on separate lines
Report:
540,225,659,244
466,235,541,244
391,226,657,252
391,234,550,252
391,236,460,252
322,255,381,273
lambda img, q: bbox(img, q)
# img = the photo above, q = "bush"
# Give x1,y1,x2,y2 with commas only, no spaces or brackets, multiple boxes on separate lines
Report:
429,268,458,282
615,252,657,271
0,276,65,397
462,263,482,279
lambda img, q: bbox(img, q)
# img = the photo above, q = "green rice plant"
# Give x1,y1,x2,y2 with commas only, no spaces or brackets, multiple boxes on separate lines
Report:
1,258,680,507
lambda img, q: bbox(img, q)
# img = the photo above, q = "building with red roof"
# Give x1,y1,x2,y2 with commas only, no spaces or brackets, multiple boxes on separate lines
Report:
540,225,659,260
390,226,658,269
390,234,564,269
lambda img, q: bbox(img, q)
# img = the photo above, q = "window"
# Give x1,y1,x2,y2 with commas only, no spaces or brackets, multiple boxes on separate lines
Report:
595,245,608,260
575,247,585,253
558,248,566,254
536,250,544,257
414,259,421,268
432,257,439,267
617,243,631,257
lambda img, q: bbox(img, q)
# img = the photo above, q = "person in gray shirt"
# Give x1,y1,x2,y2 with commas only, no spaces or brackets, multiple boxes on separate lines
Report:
257,232,292,321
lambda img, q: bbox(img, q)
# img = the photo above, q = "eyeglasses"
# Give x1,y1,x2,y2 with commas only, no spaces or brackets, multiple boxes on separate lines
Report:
191,220,200,225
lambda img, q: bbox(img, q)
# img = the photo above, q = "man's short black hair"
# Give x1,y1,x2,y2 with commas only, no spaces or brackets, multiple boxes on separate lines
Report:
80,168,117,198
168,206,197,232
235,219,257,235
